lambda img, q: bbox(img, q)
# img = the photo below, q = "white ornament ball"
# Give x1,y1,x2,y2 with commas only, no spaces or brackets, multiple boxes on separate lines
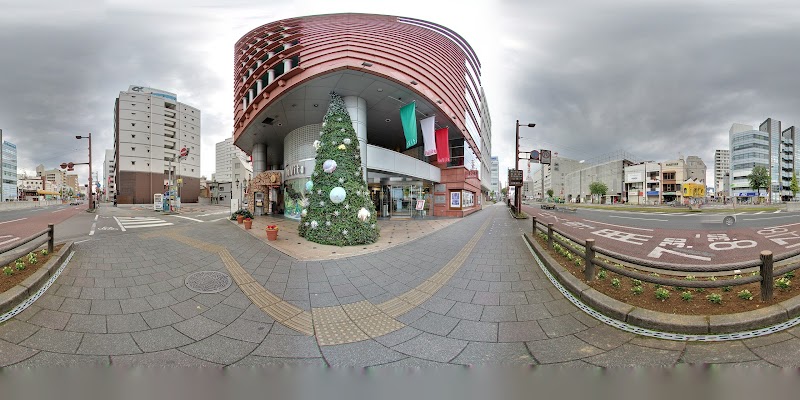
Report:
326,221,331,226
323,159,337,173
317,189,322,195
313,140,321,150
301,209,307,217
358,207,370,222
311,220,319,229
305,181,314,191
343,138,352,145
342,229,348,235
329,187,347,204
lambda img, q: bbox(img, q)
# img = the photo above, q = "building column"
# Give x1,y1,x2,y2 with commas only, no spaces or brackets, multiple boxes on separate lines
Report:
252,143,267,175
267,69,275,85
283,58,293,72
256,78,263,94
343,96,368,181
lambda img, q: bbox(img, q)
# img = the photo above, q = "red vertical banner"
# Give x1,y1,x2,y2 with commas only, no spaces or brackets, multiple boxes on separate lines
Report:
435,127,450,163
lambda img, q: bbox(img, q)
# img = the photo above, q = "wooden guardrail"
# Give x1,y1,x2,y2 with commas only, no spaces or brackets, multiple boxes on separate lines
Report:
531,217,793,301
0,224,54,268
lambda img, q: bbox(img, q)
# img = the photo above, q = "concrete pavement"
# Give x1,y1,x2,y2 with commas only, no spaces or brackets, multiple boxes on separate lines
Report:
0,203,799,367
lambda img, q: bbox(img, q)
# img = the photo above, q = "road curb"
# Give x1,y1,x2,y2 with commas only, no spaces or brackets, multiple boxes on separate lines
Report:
523,232,796,334
0,241,73,314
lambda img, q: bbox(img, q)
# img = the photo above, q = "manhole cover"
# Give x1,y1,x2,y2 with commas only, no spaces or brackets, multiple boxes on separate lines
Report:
185,271,232,294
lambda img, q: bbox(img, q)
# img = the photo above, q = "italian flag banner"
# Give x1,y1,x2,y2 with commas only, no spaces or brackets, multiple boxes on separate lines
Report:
400,102,417,148
435,127,450,163
420,116,437,156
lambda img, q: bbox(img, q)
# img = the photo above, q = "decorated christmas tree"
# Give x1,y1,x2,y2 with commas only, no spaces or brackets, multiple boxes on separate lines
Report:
298,92,379,246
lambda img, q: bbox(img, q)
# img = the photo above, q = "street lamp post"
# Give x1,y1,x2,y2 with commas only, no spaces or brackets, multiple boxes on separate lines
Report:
61,133,92,211
515,120,536,213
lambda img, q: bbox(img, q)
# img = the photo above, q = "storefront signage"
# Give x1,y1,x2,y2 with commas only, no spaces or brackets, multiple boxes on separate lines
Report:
508,169,523,186
665,162,679,167
416,200,426,210
646,191,659,196
285,163,306,178
466,170,478,179
462,191,474,208
450,191,461,209
626,173,642,182
434,184,446,193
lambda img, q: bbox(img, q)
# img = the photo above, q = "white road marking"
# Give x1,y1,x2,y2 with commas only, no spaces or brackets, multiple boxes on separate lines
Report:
0,235,21,246
113,216,127,232
197,211,230,217
95,215,99,221
74,239,92,244
169,215,204,222
770,222,800,229
89,222,96,236
122,222,174,229
210,217,228,222
582,219,654,232
0,218,27,225
51,208,67,213
754,211,765,215
741,215,799,221
774,210,782,213
608,215,668,222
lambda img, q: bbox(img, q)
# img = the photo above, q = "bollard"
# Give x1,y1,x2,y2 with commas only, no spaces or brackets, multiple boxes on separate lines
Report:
532,216,537,235
547,223,554,249
48,223,55,254
584,239,596,281
760,250,773,301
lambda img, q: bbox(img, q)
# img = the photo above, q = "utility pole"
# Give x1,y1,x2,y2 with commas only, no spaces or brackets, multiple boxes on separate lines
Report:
515,120,536,213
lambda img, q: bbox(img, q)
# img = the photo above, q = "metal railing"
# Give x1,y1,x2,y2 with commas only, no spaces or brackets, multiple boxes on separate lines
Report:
531,217,793,301
0,224,54,268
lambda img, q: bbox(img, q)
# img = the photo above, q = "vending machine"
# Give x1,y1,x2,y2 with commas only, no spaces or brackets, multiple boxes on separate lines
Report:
254,192,265,216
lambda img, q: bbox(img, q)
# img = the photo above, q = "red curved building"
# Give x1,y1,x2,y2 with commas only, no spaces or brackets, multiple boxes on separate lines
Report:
233,13,492,218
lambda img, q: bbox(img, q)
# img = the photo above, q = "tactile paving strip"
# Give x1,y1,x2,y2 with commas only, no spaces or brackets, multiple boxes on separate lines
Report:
523,235,800,342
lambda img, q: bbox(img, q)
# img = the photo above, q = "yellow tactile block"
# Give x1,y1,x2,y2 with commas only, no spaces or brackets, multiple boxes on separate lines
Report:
283,312,314,336
314,320,370,346
250,290,281,308
312,306,349,325
341,301,381,320
263,301,303,322
239,282,263,296
354,313,405,338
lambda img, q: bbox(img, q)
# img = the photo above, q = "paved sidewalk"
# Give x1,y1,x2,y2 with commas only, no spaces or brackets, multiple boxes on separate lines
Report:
1,203,799,367
236,214,458,261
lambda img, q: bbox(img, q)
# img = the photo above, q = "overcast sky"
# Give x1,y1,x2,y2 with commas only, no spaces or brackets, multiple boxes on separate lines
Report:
2,0,799,189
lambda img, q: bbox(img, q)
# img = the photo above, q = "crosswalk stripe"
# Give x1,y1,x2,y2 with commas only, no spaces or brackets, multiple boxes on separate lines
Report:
122,222,174,229
0,236,20,246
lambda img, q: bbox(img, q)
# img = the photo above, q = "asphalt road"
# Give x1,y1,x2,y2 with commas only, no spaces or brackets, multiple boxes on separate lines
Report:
522,203,800,268
1,203,233,249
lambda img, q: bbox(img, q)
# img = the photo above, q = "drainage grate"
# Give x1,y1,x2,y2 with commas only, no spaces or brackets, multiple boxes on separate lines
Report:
523,237,800,342
185,271,233,294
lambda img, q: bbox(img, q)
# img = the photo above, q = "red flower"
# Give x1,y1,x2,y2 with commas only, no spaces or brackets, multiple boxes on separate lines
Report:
267,225,278,230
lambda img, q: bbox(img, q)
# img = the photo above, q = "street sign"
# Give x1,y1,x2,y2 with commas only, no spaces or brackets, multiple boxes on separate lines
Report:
540,150,552,165
508,169,523,187
529,150,539,162
180,147,189,158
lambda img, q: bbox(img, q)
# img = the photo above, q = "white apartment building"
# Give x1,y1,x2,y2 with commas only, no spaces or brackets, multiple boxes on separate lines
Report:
114,86,201,204
565,159,632,203
624,161,662,205
215,137,249,183
526,157,585,201
103,149,116,201
1,129,18,202
490,156,499,197
714,149,730,199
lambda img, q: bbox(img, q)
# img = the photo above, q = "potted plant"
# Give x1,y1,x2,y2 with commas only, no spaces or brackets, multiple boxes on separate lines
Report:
236,214,245,224
266,225,278,241
244,217,252,229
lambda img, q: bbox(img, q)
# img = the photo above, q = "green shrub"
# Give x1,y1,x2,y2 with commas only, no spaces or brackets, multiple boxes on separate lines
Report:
722,286,732,292
597,270,607,280
786,271,795,279
631,285,644,295
775,277,791,291
3,266,13,276
631,279,643,287
654,287,670,301
737,290,753,300
684,275,696,281
41,249,49,256
707,293,723,304
611,278,620,288
15,260,25,271
27,252,37,265
680,291,693,301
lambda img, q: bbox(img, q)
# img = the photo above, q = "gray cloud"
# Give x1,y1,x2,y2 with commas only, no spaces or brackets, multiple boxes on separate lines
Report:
3,0,799,191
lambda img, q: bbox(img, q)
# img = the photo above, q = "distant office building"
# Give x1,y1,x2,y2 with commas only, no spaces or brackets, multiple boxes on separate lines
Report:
215,137,250,183
714,149,730,199
730,118,798,201
66,174,79,193
1,129,18,201
114,86,201,204
685,156,707,183
566,159,633,204
490,156,499,196
528,157,584,200
624,161,662,204
103,149,115,201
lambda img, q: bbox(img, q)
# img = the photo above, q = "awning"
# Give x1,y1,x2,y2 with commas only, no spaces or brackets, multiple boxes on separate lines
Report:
36,190,60,195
